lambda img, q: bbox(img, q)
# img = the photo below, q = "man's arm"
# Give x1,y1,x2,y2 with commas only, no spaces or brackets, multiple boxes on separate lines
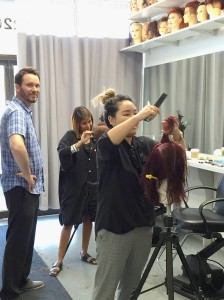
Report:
9,134,36,191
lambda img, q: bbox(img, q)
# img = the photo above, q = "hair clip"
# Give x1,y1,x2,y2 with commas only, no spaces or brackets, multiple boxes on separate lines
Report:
146,174,158,180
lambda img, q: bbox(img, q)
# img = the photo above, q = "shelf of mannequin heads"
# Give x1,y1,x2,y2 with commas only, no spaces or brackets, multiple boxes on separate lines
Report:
123,0,224,52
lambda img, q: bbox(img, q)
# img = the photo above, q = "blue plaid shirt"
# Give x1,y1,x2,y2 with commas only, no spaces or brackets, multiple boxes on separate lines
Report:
0,98,44,194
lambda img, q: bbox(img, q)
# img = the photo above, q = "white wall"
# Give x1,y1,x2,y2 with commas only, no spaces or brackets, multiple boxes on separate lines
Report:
0,1,17,55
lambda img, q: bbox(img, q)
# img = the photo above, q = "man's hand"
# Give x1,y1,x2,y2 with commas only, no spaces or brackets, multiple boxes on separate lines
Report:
16,172,37,191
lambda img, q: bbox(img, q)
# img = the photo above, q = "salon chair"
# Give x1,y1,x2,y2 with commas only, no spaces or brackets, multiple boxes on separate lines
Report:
173,176,224,241
172,176,224,299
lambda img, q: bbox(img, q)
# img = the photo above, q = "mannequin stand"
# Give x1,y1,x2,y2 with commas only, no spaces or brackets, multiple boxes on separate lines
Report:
130,213,204,300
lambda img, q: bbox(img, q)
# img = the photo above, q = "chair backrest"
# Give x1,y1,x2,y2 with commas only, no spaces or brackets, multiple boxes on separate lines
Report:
213,176,224,216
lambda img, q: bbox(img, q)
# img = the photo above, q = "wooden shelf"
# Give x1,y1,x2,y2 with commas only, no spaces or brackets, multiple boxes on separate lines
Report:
121,15,224,54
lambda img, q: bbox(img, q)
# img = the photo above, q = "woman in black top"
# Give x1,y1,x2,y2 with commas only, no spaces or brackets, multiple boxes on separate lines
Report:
49,107,98,276
92,90,185,300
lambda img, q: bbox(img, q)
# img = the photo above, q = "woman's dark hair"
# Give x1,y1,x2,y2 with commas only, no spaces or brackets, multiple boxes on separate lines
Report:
71,106,93,137
15,67,40,85
104,94,134,128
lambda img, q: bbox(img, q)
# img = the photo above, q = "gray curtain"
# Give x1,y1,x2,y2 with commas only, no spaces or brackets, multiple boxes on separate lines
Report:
17,33,142,209
142,51,224,154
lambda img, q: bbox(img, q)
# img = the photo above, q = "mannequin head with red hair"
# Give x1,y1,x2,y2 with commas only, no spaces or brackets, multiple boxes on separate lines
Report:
141,141,187,206
184,1,200,26
167,7,186,32
141,116,187,206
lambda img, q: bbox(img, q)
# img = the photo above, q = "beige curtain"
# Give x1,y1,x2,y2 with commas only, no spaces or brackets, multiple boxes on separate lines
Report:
17,34,142,209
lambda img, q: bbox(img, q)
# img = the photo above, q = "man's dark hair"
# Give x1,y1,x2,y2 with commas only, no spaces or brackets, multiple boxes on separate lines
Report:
15,67,40,85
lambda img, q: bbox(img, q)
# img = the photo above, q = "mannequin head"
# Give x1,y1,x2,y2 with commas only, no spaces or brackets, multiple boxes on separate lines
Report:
197,2,209,22
148,20,160,39
141,141,187,205
130,22,143,44
168,7,185,32
157,16,169,36
142,22,150,41
137,0,148,10
205,0,224,18
141,115,187,206
130,0,139,12
147,0,157,5
184,1,200,26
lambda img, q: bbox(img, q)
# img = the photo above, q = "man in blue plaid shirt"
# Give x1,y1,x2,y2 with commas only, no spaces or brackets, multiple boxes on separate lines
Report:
0,67,44,300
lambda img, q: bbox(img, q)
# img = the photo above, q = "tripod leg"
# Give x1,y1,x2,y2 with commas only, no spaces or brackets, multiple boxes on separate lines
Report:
64,224,79,258
165,231,174,300
130,232,167,300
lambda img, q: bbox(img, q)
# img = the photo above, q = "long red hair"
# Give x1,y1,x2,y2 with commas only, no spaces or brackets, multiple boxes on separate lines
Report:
141,116,188,205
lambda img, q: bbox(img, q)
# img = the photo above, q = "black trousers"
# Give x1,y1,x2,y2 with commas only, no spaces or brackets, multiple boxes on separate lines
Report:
0,187,39,300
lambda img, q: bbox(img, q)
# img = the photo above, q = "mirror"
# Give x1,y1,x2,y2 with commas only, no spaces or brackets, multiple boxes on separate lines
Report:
142,51,224,154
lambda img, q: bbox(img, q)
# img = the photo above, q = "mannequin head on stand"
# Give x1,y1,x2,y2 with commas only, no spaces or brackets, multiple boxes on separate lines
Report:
130,22,143,44
167,7,186,32
141,116,187,206
141,142,187,206
205,0,224,18
184,1,200,26
197,2,209,22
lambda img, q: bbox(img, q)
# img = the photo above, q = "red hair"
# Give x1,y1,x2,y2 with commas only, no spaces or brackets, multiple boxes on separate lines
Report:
185,1,200,10
141,141,187,205
167,7,187,29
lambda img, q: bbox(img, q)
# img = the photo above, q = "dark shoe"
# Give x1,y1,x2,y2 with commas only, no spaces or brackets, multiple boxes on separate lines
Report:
19,280,44,293
49,261,63,277
80,253,97,265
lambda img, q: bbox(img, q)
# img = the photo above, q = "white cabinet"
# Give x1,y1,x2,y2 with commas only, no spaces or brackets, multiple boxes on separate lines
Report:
122,1,224,67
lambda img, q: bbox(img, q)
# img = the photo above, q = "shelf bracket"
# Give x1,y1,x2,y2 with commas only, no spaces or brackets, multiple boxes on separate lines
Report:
189,28,219,36
173,40,180,47
145,49,151,54
214,19,224,26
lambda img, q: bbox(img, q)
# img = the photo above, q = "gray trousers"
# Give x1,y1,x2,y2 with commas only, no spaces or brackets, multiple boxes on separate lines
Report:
92,226,153,300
